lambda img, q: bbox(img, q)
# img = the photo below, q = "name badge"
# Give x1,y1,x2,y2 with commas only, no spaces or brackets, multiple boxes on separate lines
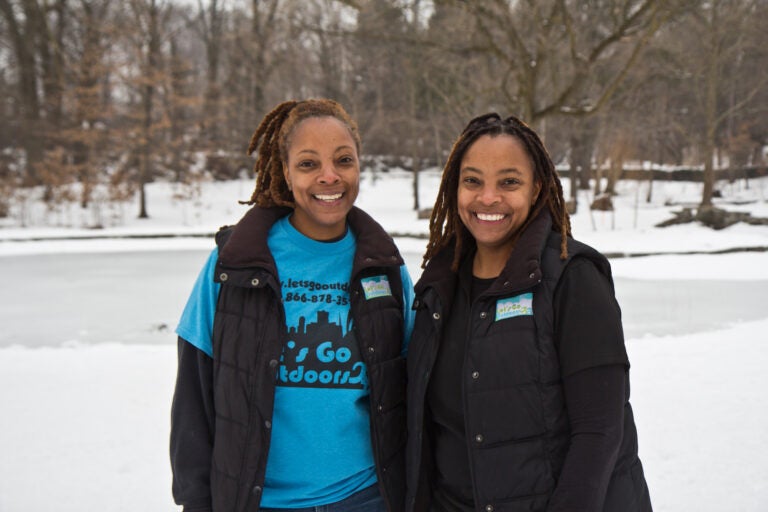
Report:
495,293,533,321
361,275,392,300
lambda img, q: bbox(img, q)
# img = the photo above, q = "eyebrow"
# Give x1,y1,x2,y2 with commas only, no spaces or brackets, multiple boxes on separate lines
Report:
296,145,356,156
461,166,523,175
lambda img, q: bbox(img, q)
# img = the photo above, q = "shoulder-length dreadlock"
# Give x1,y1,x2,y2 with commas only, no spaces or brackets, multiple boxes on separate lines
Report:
423,113,571,270
242,99,362,207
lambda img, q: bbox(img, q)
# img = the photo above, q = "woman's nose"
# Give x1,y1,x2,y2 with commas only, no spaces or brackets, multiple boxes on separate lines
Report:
318,162,341,184
478,185,500,205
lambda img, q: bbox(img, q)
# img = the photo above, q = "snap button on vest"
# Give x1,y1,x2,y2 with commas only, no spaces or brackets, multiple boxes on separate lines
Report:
475,434,484,443
528,272,536,279
485,505,494,512
251,278,260,286
368,346,375,353
471,371,480,379
251,485,262,496
219,272,228,281
432,312,440,320
268,359,278,368
264,420,272,429
479,311,487,319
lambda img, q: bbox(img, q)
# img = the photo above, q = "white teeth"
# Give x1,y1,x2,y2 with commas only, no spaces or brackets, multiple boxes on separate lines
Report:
476,213,505,221
315,193,342,201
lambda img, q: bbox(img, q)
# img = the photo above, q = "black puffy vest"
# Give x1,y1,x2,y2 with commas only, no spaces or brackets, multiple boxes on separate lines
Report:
209,206,407,512
406,211,651,512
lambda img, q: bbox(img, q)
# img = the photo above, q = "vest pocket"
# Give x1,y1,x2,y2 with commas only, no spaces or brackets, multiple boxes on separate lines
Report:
466,384,546,444
470,439,554,510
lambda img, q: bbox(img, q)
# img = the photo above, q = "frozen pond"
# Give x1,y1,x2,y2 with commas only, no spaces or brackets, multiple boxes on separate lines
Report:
1,249,767,348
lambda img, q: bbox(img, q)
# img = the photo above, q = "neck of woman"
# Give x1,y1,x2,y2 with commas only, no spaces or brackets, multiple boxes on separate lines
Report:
471,244,513,279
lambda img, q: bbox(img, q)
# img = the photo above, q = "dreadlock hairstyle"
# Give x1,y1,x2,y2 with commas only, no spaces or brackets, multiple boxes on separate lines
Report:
423,113,571,270
242,98,362,207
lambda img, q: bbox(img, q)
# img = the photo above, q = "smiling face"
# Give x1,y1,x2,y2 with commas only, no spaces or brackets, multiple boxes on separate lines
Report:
282,116,360,240
457,134,541,261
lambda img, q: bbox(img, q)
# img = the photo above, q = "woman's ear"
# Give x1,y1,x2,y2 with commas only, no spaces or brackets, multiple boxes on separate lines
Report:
283,163,292,191
533,180,542,205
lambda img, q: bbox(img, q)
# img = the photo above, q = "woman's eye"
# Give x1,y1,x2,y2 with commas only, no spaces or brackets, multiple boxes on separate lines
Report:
338,156,355,165
502,178,521,187
462,177,479,185
298,160,316,169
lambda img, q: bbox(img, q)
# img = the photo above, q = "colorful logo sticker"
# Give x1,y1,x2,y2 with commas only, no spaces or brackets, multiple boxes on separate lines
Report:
361,275,392,300
495,293,533,321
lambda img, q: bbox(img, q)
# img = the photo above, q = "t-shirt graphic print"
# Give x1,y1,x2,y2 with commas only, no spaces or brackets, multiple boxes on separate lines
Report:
279,306,367,390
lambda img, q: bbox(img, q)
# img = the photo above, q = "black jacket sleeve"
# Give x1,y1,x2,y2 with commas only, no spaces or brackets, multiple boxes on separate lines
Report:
546,364,626,512
170,336,215,512
554,258,628,377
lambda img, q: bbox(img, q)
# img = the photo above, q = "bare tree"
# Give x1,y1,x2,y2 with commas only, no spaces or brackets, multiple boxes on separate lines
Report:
220,0,282,153
439,0,672,123
67,0,113,209
165,32,200,182
696,0,766,208
0,0,62,180
194,0,224,146
123,0,173,218
420,0,678,212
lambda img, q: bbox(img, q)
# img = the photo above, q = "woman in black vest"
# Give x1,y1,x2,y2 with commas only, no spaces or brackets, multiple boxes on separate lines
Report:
405,113,652,512
171,99,414,512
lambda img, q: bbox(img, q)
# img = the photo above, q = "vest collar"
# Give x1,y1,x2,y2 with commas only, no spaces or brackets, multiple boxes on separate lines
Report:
491,208,552,294
218,205,403,276
218,206,289,275
417,209,553,298
346,207,405,276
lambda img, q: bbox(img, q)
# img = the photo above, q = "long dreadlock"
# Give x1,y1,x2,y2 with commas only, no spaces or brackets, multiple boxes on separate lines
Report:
423,113,571,270
242,99,361,207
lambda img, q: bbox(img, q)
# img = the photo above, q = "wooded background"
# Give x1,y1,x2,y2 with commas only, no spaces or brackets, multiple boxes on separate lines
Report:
1,0,766,219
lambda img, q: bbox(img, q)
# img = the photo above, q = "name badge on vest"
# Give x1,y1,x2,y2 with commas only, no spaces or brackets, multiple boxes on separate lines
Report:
361,275,392,300
495,293,534,321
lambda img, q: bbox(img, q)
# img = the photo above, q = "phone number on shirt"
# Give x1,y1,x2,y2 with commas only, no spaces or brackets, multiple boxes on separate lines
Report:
284,292,349,306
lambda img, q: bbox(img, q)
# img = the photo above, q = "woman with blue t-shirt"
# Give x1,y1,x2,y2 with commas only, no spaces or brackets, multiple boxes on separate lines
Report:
170,99,415,512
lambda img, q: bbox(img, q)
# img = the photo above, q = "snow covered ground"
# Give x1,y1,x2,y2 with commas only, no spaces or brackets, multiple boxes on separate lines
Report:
0,171,766,511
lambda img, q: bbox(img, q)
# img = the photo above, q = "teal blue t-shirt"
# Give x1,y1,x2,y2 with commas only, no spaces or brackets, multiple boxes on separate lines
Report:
176,216,415,508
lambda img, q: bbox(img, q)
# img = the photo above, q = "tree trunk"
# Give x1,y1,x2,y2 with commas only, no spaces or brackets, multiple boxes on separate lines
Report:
0,0,43,181
412,158,420,211
201,0,222,146
699,4,721,208
138,0,161,219
645,168,654,203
